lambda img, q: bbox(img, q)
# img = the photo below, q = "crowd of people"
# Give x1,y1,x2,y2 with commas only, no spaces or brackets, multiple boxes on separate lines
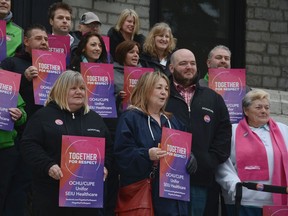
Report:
0,1,287,216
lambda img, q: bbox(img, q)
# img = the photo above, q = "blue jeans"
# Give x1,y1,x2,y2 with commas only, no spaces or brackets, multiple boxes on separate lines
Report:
190,186,208,216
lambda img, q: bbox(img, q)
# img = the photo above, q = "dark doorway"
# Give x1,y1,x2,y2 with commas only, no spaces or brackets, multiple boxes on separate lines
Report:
11,0,60,32
150,0,246,78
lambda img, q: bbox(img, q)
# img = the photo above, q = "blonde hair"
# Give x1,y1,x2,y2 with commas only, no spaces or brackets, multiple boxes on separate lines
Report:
129,71,171,117
143,22,176,58
242,89,270,109
45,70,90,114
115,9,140,39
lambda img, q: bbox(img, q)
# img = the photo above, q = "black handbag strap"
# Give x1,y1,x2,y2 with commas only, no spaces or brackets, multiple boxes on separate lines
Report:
241,182,288,194
234,182,288,216
149,161,158,179
235,182,243,216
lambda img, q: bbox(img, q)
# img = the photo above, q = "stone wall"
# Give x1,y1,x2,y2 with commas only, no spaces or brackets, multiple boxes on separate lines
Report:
246,0,288,90
63,0,150,36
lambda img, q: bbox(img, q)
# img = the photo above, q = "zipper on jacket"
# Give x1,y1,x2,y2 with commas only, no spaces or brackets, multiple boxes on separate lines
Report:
174,94,192,120
172,89,194,126
188,104,191,112
175,94,191,112
72,113,75,119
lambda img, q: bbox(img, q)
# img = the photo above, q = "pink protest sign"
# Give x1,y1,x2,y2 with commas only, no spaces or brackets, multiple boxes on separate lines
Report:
123,67,154,110
32,49,66,105
0,69,21,131
81,62,117,118
209,68,246,123
59,135,105,208
159,127,192,201
0,20,6,62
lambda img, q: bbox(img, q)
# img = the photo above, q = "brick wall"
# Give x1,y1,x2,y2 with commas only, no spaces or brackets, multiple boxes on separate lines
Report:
63,0,150,36
246,0,288,90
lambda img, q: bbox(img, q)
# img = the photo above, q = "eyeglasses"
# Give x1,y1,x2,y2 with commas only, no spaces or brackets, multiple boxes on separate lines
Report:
86,23,101,28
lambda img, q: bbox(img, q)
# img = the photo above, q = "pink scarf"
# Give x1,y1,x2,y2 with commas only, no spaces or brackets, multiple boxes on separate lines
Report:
236,118,288,205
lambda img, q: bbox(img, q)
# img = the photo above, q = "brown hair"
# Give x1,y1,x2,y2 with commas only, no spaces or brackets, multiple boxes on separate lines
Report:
130,71,171,117
143,22,176,58
115,40,140,65
48,2,72,20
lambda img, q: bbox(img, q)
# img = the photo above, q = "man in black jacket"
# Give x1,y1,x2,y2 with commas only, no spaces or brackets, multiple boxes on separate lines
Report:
1,24,49,119
166,49,232,216
0,24,49,216
199,45,250,216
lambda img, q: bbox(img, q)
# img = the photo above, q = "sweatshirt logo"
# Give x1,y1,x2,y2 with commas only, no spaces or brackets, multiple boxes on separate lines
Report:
202,107,214,113
55,119,63,125
87,128,100,133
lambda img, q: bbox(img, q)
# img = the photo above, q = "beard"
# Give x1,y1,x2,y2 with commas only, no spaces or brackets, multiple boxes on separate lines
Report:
172,69,199,87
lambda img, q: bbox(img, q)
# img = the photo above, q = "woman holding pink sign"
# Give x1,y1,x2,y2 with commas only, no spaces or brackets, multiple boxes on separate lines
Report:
102,40,142,215
114,71,197,215
20,70,113,216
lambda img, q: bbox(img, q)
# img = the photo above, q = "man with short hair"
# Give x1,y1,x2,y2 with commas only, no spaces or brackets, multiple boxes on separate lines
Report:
202,45,250,216
48,2,79,48
48,2,72,36
207,45,231,69
199,45,231,87
166,48,231,216
198,45,232,216
0,0,23,57
0,24,49,216
1,24,49,118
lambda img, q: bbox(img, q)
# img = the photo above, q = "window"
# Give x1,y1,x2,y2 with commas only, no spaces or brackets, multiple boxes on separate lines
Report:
150,0,245,77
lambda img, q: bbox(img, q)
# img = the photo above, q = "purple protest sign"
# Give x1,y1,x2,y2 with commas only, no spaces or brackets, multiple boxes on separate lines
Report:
0,69,21,131
101,35,110,53
263,205,288,216
123,67,154,110
0,20,6,62
81,62,117,118
59,135,105,208
48,34,71,66
159,127,192,201
209,68,246,123
32,49,66,105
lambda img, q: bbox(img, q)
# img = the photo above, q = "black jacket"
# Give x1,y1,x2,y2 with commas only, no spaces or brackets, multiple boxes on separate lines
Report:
166,82,232,186
140,52,172,77
69,31,82,61
20,102,113,214
114,108,188,215
107,27,145,60
0,51,43,123
21,102,113,183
